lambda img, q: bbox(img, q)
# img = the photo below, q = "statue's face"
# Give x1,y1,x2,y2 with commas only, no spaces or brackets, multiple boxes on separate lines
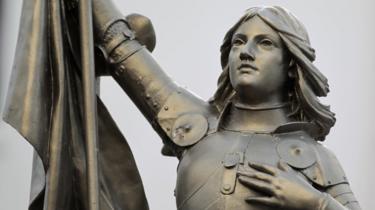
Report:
228,16,290,99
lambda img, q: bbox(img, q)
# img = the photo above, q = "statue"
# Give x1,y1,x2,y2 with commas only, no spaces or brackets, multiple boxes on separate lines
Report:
3,0,361,209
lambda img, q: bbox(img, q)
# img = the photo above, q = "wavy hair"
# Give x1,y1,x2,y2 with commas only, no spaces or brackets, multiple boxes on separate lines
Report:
210,6,335,140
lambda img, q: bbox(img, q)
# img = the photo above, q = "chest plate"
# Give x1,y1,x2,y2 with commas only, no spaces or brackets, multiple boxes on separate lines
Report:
175,130,315,210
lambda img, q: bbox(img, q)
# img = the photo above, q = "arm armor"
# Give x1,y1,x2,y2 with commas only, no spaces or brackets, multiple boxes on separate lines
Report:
93,0,216,156
299,142,361,210
276,132,361,209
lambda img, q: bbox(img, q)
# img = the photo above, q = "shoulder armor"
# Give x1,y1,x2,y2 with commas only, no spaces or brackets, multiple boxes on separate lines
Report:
157,88,218,147
300,143,349,187
276,131,317,169
276,132,317,169
276,131,348,187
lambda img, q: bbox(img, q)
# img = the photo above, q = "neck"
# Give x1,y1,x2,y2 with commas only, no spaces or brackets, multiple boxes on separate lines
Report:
234,100,289,111
222,100,292,133
235,89,286,108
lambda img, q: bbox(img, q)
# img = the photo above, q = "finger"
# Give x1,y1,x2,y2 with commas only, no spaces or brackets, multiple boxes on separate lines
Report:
238,176,275,196
237,170,274,183
249,162,278,176
246,196,279,207
278,161,292,172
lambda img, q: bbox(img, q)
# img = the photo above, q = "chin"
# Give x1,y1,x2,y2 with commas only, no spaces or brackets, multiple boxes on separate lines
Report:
233,82,257,93
234,76,258,88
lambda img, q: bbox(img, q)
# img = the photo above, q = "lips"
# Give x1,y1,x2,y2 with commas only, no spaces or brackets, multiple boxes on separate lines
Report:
238,63,258,73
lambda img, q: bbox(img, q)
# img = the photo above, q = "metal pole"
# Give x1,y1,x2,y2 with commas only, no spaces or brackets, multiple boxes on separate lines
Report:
79,0,100,209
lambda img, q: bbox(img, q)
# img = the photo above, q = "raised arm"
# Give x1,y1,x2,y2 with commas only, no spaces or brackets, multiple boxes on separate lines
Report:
92,0,216,155
93,0,176,121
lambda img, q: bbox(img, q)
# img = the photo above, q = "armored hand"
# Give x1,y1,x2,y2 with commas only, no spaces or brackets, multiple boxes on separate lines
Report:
92,0,156,55
238,162,327,210
91,0,186,141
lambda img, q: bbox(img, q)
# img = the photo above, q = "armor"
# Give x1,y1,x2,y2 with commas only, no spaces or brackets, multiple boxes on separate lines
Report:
108,44,360,210
93,6,360,210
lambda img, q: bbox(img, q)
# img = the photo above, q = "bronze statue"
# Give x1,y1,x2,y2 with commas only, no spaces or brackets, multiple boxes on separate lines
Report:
3,0,361,209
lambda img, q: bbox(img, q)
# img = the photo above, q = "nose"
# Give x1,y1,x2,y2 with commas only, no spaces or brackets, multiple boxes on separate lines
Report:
239,43,255,61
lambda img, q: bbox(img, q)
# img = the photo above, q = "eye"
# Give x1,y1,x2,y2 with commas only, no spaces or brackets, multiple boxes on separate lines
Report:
232,37,245,46
259,39,273,46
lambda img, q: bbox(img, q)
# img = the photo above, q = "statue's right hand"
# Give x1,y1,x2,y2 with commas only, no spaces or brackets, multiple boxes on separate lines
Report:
92,0,124,40
126,14,156,52
92,0,155,52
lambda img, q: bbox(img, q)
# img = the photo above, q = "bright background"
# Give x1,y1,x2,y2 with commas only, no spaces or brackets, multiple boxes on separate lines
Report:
1,0,374,209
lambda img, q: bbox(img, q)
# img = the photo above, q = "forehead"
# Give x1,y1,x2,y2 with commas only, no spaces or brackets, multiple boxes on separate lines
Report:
234,16,279,40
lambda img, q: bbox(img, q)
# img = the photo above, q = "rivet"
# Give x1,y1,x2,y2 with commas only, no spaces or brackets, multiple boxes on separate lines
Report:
153,102,158,108
294,148,301,155
166,127,171,132
145,94,151,99
119,65,126,72
164,106,169,111
223,184,231,191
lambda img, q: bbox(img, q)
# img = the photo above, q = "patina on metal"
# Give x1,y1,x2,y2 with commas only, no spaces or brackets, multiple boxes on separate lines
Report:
4,0,361,209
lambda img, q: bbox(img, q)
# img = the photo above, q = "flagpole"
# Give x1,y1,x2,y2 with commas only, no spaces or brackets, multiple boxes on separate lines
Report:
79,0,100,209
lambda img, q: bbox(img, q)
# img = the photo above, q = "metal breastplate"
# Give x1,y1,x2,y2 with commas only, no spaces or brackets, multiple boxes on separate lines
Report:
175,130,314,210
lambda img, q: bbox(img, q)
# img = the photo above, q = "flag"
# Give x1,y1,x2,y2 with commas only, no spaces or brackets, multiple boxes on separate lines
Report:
3,0,148,209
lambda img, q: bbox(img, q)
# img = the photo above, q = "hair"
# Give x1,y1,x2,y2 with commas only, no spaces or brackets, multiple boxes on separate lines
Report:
210,6,336,140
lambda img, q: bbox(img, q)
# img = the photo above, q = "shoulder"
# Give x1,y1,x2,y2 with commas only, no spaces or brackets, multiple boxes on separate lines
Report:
276,131,348,188
156,88,219,150
302,142,348,187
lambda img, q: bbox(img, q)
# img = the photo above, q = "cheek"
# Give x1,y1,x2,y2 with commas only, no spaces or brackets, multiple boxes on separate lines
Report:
228,49,237,68
228,50,238,84
228,65,237,88
256,52,288,86
258,51,286,74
